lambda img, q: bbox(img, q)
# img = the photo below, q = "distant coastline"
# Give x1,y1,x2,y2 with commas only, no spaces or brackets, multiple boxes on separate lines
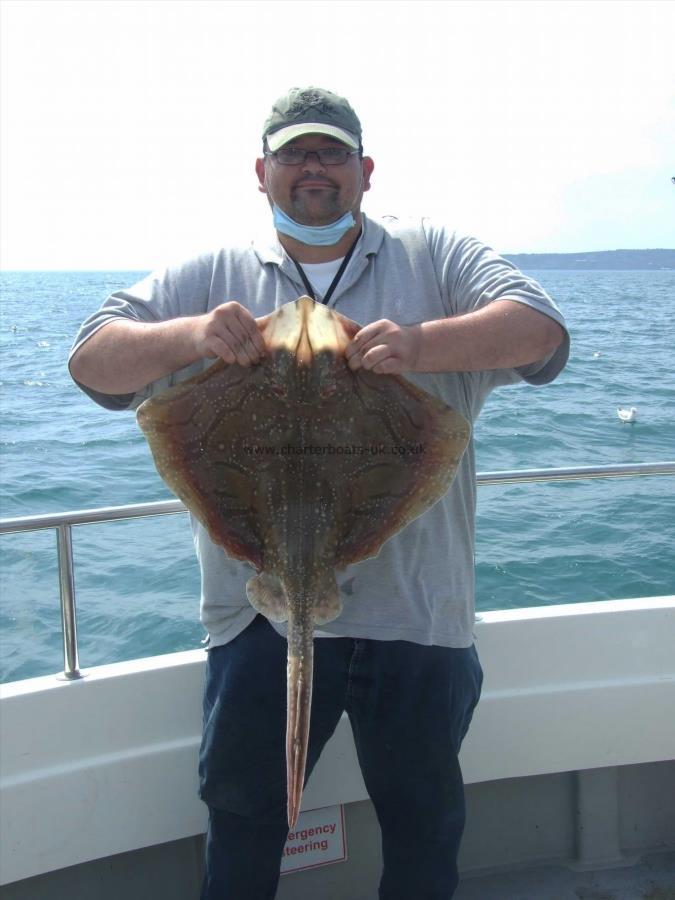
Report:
2,249,675,274
503,248,675,270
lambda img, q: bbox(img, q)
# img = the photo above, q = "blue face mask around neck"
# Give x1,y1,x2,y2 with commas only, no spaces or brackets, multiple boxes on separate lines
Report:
272,205,356,246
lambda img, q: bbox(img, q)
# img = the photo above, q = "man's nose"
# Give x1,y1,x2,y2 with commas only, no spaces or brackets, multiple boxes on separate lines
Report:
301,151,327,172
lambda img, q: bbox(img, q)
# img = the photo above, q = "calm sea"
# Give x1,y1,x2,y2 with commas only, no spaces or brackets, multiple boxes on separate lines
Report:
1,269,674,683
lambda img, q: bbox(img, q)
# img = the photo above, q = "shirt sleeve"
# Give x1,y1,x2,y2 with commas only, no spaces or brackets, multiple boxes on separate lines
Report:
426,224,570,386
68,257,214,410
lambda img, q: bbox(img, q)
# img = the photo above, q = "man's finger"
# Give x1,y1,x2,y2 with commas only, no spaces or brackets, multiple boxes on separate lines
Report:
204,334,239,365
236,310,267,357
223,325,261,366
346,325,382,361
360,345,396,372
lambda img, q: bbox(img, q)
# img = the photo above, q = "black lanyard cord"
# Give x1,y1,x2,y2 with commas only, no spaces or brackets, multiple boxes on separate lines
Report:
289,228,362,305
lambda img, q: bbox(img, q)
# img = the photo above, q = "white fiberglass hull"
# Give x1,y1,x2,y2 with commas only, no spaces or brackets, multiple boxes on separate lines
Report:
1,597,674,893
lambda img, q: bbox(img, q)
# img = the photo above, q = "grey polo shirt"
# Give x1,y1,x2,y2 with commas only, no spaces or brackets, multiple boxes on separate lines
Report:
70,214,569,648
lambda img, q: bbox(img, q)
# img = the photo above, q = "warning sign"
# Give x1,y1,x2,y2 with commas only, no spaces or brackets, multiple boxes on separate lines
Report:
280,804,347,875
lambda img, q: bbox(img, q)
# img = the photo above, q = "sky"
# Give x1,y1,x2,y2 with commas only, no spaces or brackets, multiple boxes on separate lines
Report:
1,0,673,270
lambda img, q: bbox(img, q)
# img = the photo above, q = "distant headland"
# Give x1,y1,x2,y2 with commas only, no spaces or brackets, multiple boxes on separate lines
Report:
503,249,675,270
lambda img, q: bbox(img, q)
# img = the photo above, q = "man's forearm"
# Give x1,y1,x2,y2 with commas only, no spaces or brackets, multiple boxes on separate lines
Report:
414,300,565,373
69,318,201,395
347,299,565,375
69,301,269,396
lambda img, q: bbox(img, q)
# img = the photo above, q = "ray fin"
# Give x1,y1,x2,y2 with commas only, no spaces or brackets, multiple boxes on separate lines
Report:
312,572,342,626
246,572,288,622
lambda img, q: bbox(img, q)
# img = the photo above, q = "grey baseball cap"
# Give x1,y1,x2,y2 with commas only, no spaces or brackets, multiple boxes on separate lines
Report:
262,87,362,151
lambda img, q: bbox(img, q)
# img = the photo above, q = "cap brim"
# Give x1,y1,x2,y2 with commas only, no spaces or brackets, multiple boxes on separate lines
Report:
266,123,359,151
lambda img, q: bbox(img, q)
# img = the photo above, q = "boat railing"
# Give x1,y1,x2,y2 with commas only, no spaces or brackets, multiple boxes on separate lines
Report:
2,461,674,681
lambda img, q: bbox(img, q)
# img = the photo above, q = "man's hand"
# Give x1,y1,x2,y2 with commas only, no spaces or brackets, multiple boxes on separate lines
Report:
346,320,422,374
193,302,267,367
69,301,268,396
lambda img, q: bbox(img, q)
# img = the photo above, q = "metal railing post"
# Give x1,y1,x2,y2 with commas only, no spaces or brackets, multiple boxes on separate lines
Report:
56,524,81,680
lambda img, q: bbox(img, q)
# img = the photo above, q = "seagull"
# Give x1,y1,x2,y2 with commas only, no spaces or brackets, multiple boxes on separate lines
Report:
617,406,637,424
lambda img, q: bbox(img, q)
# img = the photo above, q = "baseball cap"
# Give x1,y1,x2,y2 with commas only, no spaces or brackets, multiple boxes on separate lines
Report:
262,87,362,152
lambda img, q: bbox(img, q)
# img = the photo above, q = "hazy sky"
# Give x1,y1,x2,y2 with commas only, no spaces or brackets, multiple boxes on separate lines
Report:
1,0,673,269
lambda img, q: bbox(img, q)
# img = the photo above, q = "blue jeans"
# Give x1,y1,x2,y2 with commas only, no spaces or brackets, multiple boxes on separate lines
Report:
199,615,482,900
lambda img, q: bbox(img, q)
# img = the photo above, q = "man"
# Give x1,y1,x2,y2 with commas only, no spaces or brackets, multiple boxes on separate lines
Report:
70,86,568,899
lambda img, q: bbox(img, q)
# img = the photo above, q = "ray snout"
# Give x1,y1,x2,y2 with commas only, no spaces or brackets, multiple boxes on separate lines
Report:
260,296,354,368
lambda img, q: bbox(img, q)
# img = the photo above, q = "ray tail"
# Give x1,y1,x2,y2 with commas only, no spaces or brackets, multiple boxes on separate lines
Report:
286,614,314,829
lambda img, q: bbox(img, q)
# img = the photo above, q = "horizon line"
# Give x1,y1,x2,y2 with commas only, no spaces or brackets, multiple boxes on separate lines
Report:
2,248,674,273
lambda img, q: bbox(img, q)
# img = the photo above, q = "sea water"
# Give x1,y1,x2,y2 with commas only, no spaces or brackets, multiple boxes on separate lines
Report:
1,269,674,682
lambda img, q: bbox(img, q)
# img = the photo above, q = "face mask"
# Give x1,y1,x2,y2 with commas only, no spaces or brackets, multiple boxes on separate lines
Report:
272,205,356,246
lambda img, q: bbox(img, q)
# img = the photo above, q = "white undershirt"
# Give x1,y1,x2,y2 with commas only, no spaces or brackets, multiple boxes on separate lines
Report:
299,257,345,300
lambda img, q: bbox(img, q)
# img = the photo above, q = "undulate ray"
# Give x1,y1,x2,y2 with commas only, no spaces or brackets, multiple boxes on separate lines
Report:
136,296,471,828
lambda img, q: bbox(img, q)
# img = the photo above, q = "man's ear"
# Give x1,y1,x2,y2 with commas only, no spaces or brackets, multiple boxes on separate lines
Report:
255,157,267,194
361,156,375,193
